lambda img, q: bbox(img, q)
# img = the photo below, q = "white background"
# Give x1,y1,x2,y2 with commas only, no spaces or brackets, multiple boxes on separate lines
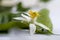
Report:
48,0,60,34
0,0,60,40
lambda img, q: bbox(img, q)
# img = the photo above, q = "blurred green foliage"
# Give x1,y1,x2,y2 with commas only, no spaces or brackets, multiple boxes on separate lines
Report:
0,6,12,13
0,11,22,31
0,0,2,6
17,2,30,12
40,0,50,2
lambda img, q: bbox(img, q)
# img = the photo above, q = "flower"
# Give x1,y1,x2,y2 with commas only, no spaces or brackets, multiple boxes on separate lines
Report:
13,10,51,35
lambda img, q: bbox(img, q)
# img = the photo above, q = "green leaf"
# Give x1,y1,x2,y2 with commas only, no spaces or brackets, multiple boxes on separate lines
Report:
0,21,16,31
36,8,53,34
0,12,21,31
15,21,29,29
17,2,30,12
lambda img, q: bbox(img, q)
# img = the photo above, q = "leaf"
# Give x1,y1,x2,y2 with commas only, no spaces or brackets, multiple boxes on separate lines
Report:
0,12,21,31
36,8,53,34
17,2,30,12
0,21,16,31
15,21,29,29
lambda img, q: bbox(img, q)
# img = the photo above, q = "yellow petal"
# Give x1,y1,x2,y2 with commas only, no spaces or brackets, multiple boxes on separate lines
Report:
29,10,40,19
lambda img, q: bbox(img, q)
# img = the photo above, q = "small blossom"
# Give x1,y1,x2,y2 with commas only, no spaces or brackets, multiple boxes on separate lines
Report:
13,10,51,35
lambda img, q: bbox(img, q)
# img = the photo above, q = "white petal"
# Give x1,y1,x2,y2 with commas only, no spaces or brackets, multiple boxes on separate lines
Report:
23,12,30,16
34,21,50,31
21,14,31,22
13,17,25,21
29,24,36,35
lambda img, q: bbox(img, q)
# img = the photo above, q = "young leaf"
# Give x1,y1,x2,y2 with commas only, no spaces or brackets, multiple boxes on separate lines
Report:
36,9,53,34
